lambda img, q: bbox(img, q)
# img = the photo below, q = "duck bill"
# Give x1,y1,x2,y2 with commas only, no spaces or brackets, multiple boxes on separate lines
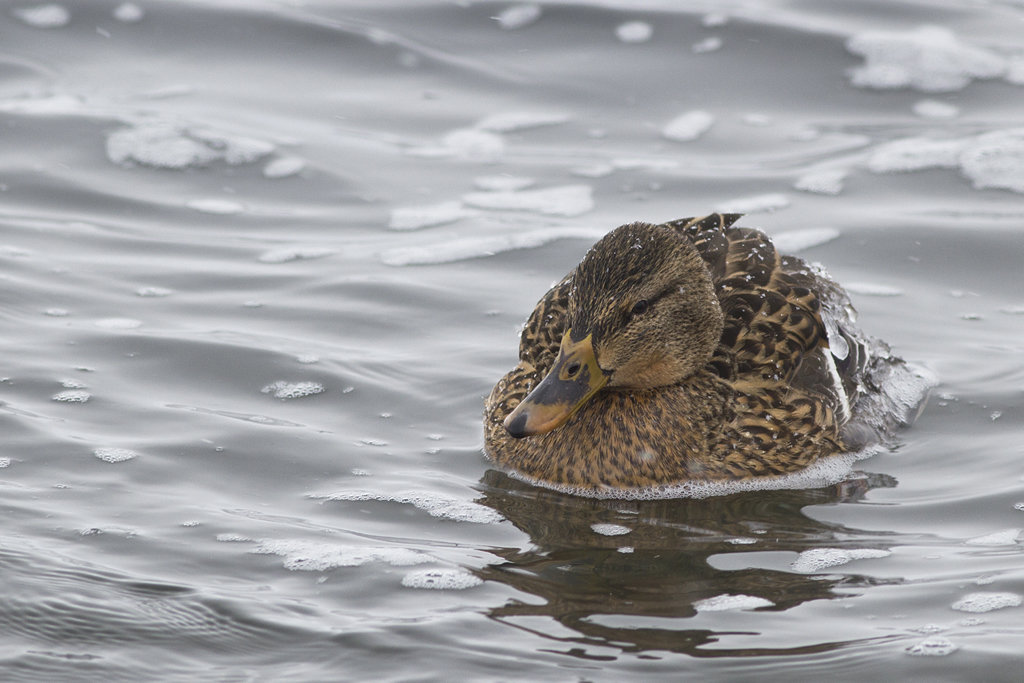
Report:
503,330,608,438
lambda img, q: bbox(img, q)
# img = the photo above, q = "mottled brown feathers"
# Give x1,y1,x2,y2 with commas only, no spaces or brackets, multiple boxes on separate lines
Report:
484,214,877,493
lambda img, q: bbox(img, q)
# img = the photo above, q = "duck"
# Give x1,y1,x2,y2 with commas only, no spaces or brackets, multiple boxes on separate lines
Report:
484,213,922,496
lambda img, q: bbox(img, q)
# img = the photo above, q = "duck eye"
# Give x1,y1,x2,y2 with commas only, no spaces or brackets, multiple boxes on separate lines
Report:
629,300,649,318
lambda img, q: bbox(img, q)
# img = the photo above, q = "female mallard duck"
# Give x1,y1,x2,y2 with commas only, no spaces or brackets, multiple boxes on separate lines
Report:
484,213,926,496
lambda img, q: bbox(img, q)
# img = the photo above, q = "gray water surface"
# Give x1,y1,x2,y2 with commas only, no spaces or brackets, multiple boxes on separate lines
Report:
2,1,1023,680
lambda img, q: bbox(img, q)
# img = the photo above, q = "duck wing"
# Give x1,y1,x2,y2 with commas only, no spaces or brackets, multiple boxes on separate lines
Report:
665,213,864,428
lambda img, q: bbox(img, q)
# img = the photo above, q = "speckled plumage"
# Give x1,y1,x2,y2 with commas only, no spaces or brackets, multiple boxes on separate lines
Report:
484,213,908,494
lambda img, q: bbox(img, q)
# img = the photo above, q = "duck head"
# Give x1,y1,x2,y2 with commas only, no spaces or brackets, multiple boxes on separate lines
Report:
504,222,725,438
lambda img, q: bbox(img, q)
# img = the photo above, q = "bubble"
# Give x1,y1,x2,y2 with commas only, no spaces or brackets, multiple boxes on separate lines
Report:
186,199,244,215
794,169,848,195
135,286,173,297
388,201,475,231
113,3,143,22
52,390,90,403
951,592,1022,613
662,110,714,142
692,37,722,54
847,25,1006,92
616,21,652,44
252,539,432,571
93,447,138,463
905,637,958,656
791,548,891,573
913,99,959,119
715,193,791,214
107,122,273,170
94,318,142,329
495,4,541,30
473,175,535,192
261,381,324,399
693,594,774,612
13,4,70,28
964,529,1021,546
307,489,502,524
257,246,335,263
401,568,482,590
262,156,306,179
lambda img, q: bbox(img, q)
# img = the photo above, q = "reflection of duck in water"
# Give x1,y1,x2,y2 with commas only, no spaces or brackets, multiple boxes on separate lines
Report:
485,213,929,495
474,469,899,658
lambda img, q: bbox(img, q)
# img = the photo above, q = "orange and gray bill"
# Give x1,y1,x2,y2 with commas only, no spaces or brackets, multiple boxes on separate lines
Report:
503,330,609,438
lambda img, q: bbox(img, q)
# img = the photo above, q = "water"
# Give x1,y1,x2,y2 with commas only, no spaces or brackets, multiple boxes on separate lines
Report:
1,0,1023,679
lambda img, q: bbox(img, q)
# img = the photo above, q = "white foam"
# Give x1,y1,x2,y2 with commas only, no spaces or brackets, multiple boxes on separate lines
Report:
473,175,534,192
52,390,90,403
693,594,774,612
13,4,69,28
844,282,904,297
662,110,714,142
846,25,1006,92
107,122,273,170
913,99,959,119
253,539,431,571
461,184,593,217
495,4,541,30
791,547,891,573
590,523,631,536
0,94,87,116
612,158,679,171
307,489,502,524
380,227,606,266
616,21,652,43
216,533,252,542
0,458,10,468
867,136,966,173
959,129,1024,193
262,156,306,179
410,128,505,161
715,192,790,214
703,12,728,27
95,317,142,329
257,246,336,263
771,228,840,253
905,637,958,656
44,308,70,317
135,286,173,297
186,198,244,215
794,169,847,195
113,2,143,22
503,448,880,500
401,568,483,590
261,381,324,399
93,447,138,463
965,528,1022,546
388,201,475,230
692,37,722,54
951,592,1022,613
475,111,569,133
868,129,1024,194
